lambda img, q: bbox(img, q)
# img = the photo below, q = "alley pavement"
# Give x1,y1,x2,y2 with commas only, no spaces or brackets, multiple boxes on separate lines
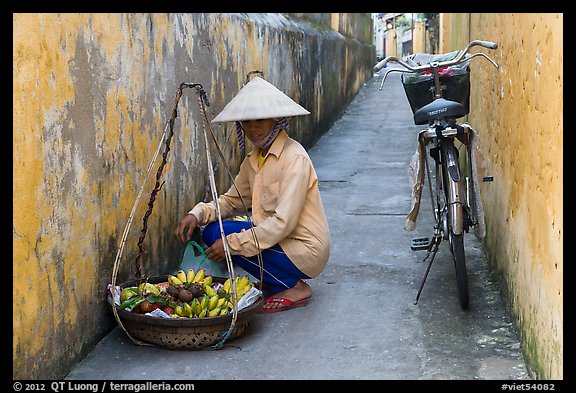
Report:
65,71,531,382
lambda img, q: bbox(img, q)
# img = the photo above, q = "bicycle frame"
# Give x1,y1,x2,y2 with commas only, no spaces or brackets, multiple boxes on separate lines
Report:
425,126,466,237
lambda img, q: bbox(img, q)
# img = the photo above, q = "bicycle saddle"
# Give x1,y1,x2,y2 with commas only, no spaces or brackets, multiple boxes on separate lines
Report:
414,98,467,125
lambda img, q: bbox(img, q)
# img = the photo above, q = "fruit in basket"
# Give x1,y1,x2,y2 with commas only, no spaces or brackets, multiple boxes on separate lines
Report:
121,273,259,319
222,278,231,292
238,283,253,298
208,294,219,311
120,287,139,303
199,295,209,310
191,298,201,316
186,269,196,284
135,300,154,313
193,269,205,283
176,270,187,284
189,283,204,299
182,302,193,317
177,289,194,303
166,284,179,298
237,276,249,291
138,282,160,296
203,283,216,298
208,307,221,317
168,275,184,286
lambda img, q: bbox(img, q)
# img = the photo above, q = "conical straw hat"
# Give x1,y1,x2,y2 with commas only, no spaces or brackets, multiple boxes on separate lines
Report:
211,76,310,123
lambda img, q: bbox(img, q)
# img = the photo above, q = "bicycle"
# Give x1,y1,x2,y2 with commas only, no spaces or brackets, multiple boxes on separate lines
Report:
373,40,499,310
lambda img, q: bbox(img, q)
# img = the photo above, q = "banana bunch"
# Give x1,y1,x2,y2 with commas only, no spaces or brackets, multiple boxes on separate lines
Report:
168,268,212,287
161,272,255,319
222,275,253,299
172,290,231,318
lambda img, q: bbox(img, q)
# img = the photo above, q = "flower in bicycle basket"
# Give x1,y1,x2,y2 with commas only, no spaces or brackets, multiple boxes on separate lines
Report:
421,67,454,77
439,67,455,77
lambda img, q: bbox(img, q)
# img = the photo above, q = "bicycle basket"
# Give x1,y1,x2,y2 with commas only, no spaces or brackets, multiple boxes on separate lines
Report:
401,52,471,116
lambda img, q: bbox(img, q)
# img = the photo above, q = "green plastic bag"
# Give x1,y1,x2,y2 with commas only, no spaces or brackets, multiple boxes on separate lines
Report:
179,240,228,278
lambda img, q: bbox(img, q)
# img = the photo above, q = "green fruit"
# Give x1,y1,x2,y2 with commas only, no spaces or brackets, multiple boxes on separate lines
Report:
191,298,201,316
120,287,138,303
138,282,160,296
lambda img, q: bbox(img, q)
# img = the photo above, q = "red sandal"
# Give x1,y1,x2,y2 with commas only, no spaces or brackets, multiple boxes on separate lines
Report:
258,296,310,314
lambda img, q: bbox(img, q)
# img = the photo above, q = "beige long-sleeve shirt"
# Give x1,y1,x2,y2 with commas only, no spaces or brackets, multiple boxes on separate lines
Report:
188,130,330,278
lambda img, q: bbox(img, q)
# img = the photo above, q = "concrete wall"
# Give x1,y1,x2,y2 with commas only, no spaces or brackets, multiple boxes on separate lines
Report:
13,12,374,379
439,13,563,379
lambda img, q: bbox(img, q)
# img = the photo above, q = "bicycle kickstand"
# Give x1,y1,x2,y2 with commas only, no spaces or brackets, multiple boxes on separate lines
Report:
414,234,442,305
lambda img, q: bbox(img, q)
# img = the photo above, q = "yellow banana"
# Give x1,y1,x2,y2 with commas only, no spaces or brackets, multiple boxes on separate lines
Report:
199,295,209,310
238,283,252,298
203,284,216,298
168,275,184,286
219,307,229,316
208,294,219,311
175,305,184,316
193,269,205,283
208,307,221,317
237,276,249,291
182,303,193,317
186,269,196,284
191,298,201,316
216,297,226,308
222,278,231,292
176,270,187,284
197,308,207,318
202,275,213,286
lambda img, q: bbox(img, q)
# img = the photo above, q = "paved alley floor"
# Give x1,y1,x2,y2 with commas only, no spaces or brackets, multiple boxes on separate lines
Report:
65,71,531,382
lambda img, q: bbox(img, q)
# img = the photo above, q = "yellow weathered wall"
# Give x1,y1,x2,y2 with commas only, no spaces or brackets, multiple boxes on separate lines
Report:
13,13,374,379
440,13,563,379
386,29,397,57
412,21,426,54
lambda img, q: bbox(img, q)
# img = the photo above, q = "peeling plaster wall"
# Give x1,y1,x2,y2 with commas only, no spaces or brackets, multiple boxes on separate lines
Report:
440,13,563,379
13,13,374,379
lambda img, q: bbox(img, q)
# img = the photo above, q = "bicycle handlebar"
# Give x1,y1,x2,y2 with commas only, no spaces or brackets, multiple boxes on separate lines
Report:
373,40,498,72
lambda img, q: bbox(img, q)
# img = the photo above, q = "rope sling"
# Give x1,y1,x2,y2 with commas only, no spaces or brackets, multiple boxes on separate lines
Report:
111,78,264,349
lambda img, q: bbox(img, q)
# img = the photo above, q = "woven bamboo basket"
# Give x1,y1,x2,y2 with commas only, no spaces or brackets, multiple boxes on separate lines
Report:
115,275,263,349
110,83,264,349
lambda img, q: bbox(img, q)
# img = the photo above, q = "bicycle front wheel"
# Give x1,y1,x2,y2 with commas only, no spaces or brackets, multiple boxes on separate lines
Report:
449,231,469,310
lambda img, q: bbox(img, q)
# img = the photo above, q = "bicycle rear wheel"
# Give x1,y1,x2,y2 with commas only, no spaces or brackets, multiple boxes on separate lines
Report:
449,231,469,309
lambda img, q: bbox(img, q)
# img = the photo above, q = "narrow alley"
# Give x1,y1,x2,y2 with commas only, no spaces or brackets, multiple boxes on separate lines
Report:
65,70,530,381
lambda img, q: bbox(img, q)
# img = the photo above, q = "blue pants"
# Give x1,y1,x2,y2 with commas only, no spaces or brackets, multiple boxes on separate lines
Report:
201,220,309,295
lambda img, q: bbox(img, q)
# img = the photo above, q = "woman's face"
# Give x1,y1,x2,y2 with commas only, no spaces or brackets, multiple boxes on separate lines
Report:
240,118,276,146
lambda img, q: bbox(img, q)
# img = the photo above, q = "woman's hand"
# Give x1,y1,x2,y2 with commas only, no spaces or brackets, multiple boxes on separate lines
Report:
205,238,226,263
174,214,198,244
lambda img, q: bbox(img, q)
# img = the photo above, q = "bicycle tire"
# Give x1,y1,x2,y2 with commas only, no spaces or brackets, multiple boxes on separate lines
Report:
449,231,469,310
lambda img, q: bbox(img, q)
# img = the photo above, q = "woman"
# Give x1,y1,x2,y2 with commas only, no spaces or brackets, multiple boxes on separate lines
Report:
174,76,330,313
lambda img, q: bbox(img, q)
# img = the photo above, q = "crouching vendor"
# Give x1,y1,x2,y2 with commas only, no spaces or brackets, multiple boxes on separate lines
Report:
174,75,330,313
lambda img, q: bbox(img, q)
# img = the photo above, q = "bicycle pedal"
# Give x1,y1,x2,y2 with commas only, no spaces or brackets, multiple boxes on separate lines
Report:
411,237,431,251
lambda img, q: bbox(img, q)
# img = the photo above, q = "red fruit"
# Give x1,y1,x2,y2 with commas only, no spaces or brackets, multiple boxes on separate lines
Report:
163,306,174,314
139,300,154,313
149,303,160,311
